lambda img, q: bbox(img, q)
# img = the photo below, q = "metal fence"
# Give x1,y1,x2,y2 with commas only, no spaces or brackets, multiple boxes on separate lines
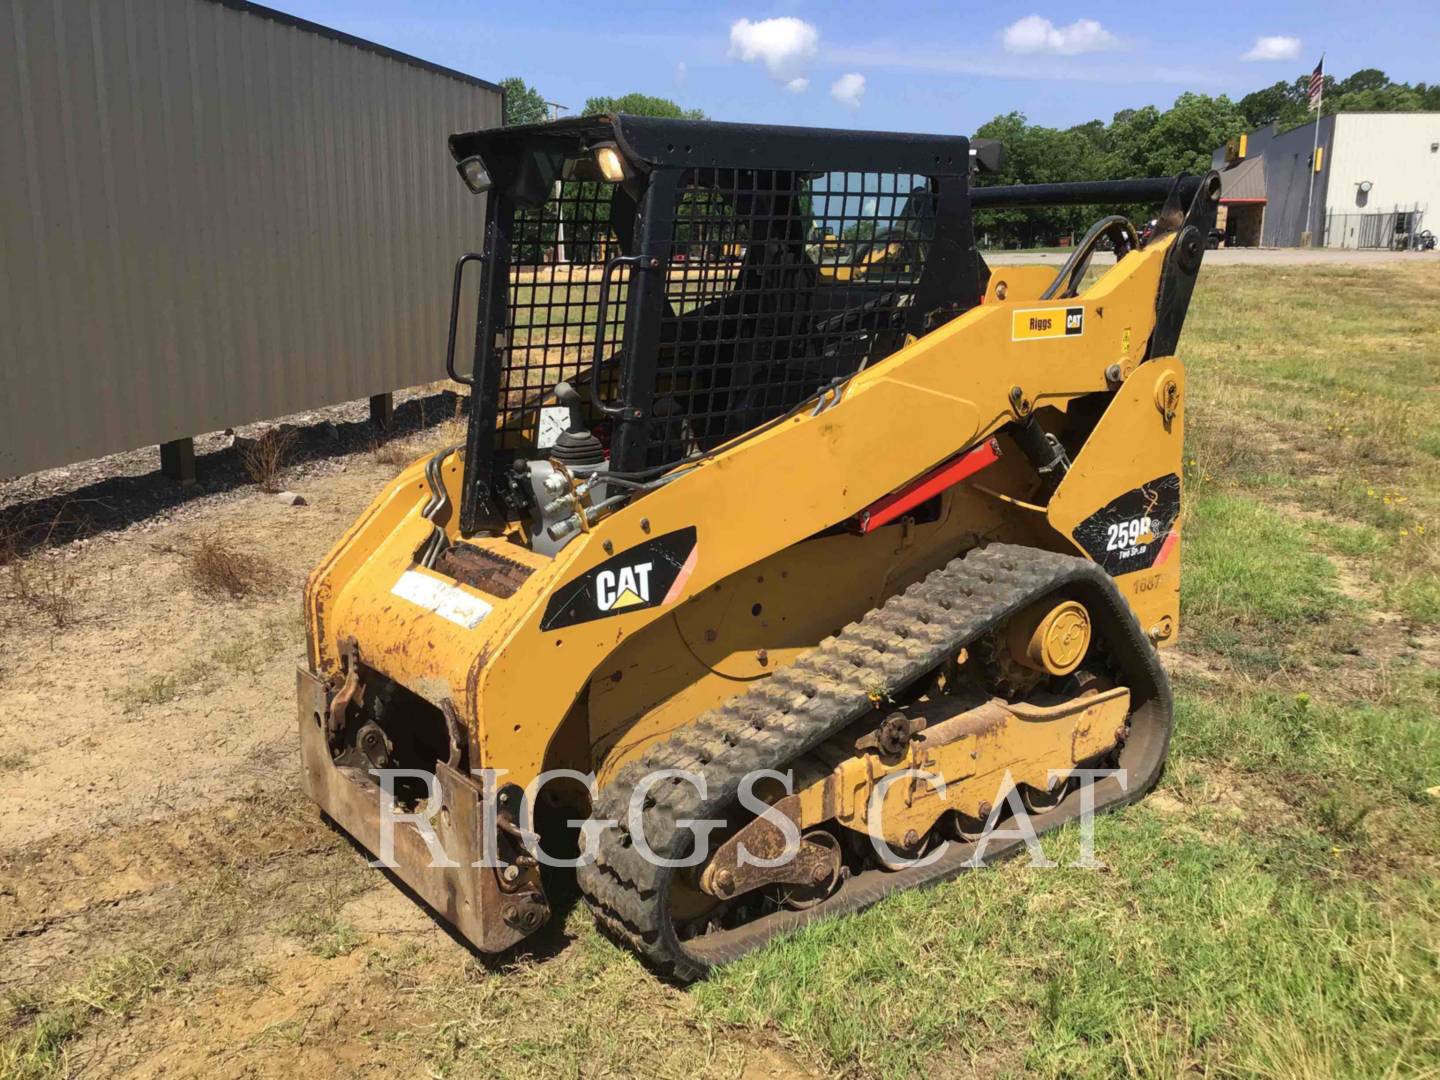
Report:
1324,205,1428,250
0,0,501,478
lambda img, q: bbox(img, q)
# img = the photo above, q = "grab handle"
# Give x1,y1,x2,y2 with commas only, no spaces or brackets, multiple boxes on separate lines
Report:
590,255,646,417
445,252,486,386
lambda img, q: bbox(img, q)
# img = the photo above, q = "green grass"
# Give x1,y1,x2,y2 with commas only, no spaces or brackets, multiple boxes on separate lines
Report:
0,954,178,1080
1183,491,1347,632
699,819,1440,1078
1175,672,1440,801
114,673,181,712
687,264,1440,1076
280,912,363,959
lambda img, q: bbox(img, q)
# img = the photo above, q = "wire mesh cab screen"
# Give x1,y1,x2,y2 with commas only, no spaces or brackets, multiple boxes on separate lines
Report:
651,167,934,468
453,116,975,523
501,182,629,448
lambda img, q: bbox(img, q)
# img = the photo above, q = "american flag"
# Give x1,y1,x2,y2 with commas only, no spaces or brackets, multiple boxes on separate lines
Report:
1308,57,1325,111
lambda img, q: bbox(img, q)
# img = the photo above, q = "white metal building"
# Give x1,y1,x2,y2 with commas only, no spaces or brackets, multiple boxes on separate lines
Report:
1212,112,1440,248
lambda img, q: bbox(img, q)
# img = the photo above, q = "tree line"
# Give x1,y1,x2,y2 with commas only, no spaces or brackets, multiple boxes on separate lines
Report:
976,68,1436,246
1240,67,1440,130
498,68,1436,248
499,77,706,125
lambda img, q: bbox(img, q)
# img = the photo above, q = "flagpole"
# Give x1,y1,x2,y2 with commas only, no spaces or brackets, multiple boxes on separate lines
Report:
1304,56,1324,247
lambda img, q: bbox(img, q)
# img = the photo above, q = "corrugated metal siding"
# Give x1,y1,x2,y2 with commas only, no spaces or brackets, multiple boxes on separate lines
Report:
1327,113,1440,220
1236,116,1334,246
0,0,500,476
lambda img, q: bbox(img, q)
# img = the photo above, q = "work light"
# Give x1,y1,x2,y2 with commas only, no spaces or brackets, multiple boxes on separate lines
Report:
456,155,492,194
592,143,628,183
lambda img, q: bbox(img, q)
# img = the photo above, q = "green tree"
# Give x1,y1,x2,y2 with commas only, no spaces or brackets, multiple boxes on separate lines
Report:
1237,69,1432,128
582,93,706,120
500,75,548,126
1333,82,1424,113
1139,93,1246,175
972,112,1109,245
1239,80,1302,129
1105,106,1162,177
1336,68,1390,95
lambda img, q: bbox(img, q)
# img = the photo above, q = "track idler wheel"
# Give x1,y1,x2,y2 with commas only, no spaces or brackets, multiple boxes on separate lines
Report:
1020,774,1077,814
779,831,845,910
1006,599,1092,676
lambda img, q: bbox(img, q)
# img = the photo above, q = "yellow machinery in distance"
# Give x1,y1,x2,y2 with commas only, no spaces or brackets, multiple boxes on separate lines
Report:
300,114,1219,981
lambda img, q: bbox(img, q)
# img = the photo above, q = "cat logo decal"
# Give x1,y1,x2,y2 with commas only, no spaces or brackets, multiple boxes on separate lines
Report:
541,527,698,631
595,562,653,611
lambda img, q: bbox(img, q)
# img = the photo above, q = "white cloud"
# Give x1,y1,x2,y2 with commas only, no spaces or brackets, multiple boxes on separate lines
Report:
729,17,819,80
824,40,1218,86
1001,15,1117,55
830,72,866,108
784,76,809,93
1242,35,1301,61
674,60,688,85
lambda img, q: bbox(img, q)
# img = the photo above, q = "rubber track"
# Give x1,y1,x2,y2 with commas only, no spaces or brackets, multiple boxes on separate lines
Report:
576,543,1170,982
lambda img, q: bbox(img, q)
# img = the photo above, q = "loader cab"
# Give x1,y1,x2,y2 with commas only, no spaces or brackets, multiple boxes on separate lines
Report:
445,115,983,538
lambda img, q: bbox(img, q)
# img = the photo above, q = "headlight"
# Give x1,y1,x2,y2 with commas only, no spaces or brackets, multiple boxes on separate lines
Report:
592,143,628,183
456,155,492,194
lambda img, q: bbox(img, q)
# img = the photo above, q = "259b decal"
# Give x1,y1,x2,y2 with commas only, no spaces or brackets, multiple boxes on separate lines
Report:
1072,474,1180,575
1105,515,1155,555
541,527,698,631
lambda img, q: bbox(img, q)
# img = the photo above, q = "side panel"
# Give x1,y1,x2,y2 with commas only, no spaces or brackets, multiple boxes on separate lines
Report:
1046,360,1185,644
584,483,1047,782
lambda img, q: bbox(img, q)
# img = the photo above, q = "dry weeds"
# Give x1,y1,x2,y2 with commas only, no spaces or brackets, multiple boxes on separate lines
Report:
0,506,85,630
371,438,419,469
183,532,281,600
239,427,297,493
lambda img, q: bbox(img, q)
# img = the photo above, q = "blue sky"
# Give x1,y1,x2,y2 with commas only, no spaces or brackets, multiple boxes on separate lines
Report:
271,0,1440,133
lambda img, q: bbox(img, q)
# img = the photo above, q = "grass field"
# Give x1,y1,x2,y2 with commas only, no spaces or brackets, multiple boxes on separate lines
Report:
3,264,1438,1078
693,263,1440,1076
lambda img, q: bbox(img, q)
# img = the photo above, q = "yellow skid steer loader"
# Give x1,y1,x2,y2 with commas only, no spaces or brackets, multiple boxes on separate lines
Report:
299,114,1218,981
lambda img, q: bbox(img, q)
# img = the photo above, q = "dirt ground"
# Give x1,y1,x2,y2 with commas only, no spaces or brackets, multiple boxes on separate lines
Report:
4,428,434,1073
0,460,389,850
0,417,818,1078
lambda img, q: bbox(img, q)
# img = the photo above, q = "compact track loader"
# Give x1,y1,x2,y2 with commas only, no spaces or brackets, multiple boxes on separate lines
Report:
300,115,1219,981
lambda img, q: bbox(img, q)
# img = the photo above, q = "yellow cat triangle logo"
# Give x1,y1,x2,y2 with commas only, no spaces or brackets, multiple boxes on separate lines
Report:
594,561,654,612
609,588,645,610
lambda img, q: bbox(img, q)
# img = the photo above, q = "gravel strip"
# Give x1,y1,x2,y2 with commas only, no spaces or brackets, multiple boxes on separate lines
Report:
0,385,467,556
